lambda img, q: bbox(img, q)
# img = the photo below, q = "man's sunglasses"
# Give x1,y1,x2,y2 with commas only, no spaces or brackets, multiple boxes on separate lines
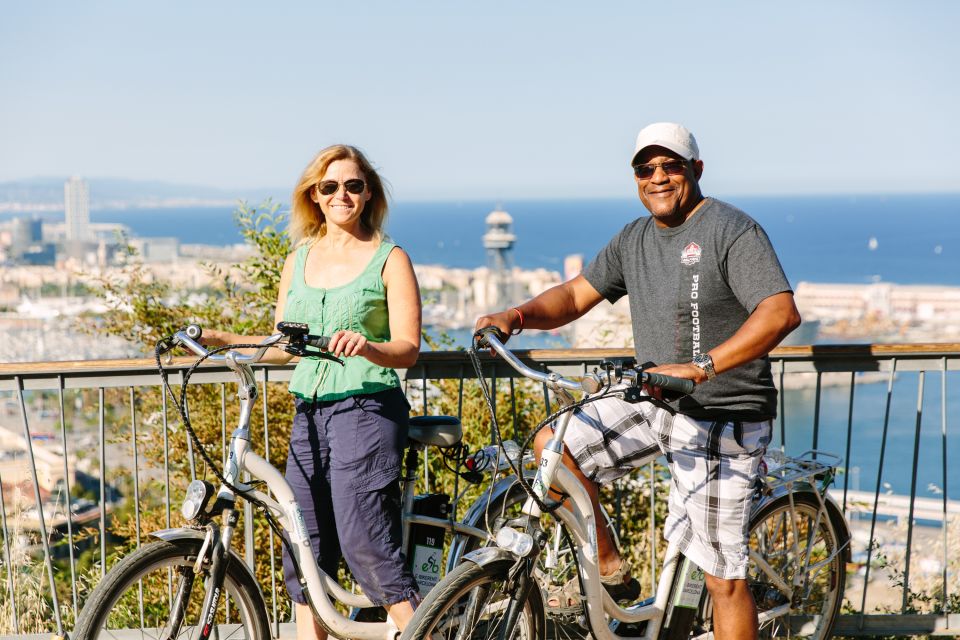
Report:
316,179,366,196
632,160,689,180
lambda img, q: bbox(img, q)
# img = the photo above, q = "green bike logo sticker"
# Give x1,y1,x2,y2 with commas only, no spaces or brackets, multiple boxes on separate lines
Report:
675,561,706,609
412,545,441,591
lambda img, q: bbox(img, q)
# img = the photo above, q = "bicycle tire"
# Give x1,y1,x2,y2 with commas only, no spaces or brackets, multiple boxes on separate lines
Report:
72,538,271,640
697,491,848,639
402,557,545,640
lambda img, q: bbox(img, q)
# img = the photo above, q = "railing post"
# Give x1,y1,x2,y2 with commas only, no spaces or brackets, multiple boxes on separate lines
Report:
17,375,64,635
812,371,822,453
0,464,19,634
902,370,925,612
842,371,856,513
859,358,897,627
161,387,172,529
421,363,429,490
941,358,951,620
261,368,279,636
777,360,786,450
98,387,107,579
57,377,79,618
130,387,142,548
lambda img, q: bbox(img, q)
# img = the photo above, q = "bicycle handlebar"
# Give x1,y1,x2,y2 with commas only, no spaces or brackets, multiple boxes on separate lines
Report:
475,327,695,396
162,323,336,365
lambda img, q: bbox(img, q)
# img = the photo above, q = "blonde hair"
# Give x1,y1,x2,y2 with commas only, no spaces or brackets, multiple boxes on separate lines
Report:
289,145,390,243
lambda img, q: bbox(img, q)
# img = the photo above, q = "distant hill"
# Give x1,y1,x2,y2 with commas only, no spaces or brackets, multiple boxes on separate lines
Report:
0,177,288,210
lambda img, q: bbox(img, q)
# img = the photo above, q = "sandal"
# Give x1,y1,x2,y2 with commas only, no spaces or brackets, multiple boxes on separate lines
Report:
545,577,581,608
545,559,641,608
600,559,641,603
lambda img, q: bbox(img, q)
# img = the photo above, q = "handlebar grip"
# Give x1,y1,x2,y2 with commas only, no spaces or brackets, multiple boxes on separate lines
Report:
642,372,696,395
474,326,506,348
305,335,330,350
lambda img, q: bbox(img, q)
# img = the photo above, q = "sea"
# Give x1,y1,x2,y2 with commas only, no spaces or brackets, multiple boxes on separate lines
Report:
14,194,960,501
79,193,959,286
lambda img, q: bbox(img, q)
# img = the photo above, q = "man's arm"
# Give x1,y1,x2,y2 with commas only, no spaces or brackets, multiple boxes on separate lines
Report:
474,275,606,340
650,291,801,384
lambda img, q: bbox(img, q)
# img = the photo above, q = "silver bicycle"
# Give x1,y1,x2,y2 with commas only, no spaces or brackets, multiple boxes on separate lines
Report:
402,329,851,640
71,323,531,640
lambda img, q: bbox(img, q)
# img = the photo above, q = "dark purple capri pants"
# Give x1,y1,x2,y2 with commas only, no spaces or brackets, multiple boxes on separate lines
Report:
281,387,419,607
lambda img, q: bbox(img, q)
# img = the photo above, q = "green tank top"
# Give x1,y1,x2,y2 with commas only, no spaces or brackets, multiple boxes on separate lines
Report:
283,240,401,402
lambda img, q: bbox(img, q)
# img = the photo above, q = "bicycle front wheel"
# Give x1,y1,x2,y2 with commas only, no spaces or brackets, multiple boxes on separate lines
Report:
73,538,271,640
403,558,545,640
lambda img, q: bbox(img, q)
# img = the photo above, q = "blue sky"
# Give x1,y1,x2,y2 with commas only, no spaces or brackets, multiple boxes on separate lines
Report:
2,1,958,200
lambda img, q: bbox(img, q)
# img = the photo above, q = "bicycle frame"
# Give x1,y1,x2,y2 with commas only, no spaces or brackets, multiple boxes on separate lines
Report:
160,329,491,640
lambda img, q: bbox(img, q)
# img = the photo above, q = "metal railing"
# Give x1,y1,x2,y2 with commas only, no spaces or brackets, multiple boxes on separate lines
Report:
0,343,958,638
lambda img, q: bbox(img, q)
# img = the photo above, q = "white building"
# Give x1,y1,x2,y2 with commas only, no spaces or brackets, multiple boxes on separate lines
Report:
64,176,90,242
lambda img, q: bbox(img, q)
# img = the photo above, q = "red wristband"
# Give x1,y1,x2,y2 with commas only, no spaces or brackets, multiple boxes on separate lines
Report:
510,308,524,335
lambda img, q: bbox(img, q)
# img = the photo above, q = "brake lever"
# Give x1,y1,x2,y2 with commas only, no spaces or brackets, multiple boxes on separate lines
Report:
283,343,344,366
619,387,677,414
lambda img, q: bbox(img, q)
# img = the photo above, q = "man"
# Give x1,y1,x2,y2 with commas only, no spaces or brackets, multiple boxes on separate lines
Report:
475,122,800,639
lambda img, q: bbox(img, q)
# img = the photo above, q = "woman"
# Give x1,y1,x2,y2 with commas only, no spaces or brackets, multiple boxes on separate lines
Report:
202,144,422,638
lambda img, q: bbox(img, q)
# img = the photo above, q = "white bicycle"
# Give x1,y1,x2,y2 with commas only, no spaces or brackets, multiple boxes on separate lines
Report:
401,329,851,640
71,323,535,640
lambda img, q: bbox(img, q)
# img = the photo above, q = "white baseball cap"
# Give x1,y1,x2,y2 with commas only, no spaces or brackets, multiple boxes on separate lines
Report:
631,122,700,164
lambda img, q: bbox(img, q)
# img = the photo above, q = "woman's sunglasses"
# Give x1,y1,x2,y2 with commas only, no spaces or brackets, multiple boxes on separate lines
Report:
632,160,689,180
316,179,366,196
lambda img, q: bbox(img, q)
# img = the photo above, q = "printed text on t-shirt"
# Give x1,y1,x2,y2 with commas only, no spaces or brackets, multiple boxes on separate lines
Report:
690,274,701,356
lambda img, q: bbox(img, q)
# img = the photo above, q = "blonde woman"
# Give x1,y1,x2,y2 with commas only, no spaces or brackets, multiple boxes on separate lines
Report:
203,144,422,638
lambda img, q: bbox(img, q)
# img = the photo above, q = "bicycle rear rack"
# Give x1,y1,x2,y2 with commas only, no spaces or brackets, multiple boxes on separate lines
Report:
761,449,841,494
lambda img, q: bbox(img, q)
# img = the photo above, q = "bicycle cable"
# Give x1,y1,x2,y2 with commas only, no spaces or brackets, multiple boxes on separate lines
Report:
154,335,300,564
466,341,621,518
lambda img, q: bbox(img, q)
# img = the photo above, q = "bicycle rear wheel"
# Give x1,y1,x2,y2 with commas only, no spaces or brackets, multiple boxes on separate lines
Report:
403,557,545,640
73,538,271,640
697,491,847,639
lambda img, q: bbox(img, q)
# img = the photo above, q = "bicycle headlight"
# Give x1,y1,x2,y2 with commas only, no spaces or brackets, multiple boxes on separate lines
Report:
181,479,215,521
495,526,534,557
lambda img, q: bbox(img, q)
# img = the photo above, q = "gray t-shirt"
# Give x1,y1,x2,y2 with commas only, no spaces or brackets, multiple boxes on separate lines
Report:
582,198,792,420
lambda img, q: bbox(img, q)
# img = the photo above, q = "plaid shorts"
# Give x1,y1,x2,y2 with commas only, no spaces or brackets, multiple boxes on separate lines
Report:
558,388,770,580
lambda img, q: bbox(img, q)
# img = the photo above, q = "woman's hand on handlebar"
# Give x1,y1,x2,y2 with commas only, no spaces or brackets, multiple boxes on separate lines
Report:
327,330,369,359
198,329,234,348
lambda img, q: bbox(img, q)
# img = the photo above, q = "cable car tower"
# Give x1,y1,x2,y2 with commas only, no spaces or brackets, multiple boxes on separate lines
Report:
483,205,516,308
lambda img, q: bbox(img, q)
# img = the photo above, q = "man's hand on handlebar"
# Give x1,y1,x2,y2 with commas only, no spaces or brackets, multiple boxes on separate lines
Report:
474,310,519,346
645,362,708,390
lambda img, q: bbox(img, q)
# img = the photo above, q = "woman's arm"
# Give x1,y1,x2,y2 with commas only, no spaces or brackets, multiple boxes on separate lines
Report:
198,253,297,365
327,247,422,369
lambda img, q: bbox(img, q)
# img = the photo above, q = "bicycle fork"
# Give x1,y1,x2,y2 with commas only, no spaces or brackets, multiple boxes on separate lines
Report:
499,557,538,640
165,512,238,640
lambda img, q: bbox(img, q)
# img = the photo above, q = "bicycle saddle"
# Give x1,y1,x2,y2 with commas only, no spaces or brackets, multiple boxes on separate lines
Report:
409,415,463,448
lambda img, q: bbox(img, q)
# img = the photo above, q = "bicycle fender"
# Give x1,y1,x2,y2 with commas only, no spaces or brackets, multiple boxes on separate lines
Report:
459,472,535,530
150,527,207,542
148,527,272,614
447,472,534,572
461,546,515,567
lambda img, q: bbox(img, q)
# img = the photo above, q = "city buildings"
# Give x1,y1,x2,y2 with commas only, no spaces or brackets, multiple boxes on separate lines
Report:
64,176,90,243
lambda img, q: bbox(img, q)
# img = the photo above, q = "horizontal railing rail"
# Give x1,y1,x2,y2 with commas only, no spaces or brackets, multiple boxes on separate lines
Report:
0,343,958,638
